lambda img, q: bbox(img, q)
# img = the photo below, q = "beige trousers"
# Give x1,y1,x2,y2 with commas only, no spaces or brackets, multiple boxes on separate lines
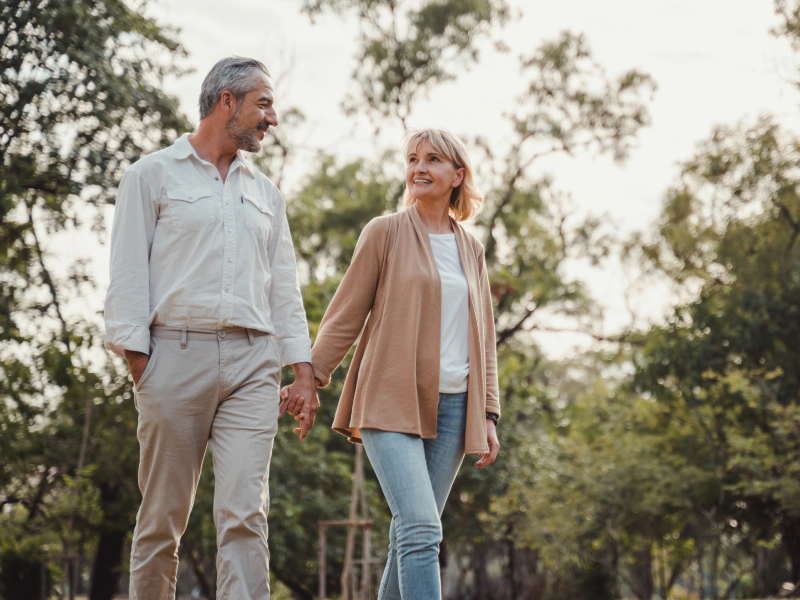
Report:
129,326,281,600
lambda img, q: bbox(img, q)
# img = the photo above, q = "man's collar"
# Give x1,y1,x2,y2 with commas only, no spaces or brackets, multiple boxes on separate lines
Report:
173,133,255,178
172,133,195,160
233,151,255,178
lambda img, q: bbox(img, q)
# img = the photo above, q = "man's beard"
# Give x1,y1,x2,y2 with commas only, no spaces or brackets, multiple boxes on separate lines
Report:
226,110,264,153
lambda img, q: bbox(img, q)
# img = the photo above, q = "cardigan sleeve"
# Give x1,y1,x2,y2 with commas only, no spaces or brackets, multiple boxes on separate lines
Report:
311,217,388,387
478,244,501,417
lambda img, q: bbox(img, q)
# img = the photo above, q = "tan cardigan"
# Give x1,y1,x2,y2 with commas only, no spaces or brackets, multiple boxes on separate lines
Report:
311,204,500,455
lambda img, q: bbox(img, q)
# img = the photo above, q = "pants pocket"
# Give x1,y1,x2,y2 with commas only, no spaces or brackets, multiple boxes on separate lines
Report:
134,338,162,393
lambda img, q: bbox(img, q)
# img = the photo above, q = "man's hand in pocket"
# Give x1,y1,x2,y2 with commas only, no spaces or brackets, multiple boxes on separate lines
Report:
125,350,150,386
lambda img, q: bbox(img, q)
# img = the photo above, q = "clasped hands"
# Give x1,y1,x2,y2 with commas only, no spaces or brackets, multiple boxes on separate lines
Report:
279,362,320,442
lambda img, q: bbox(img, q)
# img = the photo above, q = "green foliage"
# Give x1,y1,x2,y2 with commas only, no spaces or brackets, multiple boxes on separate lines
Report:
625,117,800,594
9,0,800,598
302,0,509,127
0,0,189,597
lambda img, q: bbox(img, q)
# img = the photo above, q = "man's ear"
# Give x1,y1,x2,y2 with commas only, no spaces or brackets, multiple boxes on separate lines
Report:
219,90,236,114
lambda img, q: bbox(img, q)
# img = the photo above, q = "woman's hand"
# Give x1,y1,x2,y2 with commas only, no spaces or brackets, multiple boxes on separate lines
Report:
475,419,499,469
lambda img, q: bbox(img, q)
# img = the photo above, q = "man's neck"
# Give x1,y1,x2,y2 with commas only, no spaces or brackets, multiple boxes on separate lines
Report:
188,121,239,182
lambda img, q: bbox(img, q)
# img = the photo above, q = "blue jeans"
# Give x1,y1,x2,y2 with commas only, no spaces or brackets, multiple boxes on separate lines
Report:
361,392,468,600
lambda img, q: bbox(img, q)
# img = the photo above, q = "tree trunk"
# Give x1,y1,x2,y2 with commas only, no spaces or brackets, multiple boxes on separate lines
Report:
186,545,216,600
697,543,706,600
628,548,654,600
710,541,719,600
0,555,46,600
472,545,491,600
89,529,126,600
783,516,800,585
506,541,516,600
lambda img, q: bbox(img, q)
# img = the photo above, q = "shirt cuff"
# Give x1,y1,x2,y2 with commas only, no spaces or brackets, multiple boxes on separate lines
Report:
277,336,312,367
104,323,151,357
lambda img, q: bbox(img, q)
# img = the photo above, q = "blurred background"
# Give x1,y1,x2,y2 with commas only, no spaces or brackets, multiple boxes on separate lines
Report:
3,0,800,598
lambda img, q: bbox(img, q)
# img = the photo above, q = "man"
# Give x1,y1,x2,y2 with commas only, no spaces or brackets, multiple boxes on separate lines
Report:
104,56,319,600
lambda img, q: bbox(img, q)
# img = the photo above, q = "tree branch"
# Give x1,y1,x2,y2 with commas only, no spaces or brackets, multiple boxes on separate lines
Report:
23,197,70,349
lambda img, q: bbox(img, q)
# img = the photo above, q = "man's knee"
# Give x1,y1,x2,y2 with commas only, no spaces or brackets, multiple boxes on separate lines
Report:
216,502,269,546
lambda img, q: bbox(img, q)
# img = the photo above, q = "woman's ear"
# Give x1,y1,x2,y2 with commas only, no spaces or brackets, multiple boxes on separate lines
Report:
453,167,465,188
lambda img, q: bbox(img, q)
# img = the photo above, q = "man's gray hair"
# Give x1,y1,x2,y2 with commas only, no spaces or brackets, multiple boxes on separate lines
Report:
199,57,271,120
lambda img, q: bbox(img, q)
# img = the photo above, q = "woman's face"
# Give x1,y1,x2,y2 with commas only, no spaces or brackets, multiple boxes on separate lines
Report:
406,139,465,205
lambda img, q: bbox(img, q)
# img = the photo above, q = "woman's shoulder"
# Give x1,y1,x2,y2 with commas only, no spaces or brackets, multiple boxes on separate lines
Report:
453,221,486,255
360,212,393,238
360,209,411,238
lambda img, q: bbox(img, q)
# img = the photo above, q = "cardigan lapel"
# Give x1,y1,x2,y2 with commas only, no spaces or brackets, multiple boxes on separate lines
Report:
408,203,434,259
453,221,481,321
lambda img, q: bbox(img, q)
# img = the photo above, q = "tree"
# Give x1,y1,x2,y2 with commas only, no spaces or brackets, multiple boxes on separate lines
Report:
0,0,189,597
628,117,800,597
302,0,509,129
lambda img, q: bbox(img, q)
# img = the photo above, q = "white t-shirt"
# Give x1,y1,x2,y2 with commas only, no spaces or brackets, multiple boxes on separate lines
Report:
429,233,470,393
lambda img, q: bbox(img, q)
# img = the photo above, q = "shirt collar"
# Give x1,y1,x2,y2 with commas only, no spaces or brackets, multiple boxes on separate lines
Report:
172,133,256,178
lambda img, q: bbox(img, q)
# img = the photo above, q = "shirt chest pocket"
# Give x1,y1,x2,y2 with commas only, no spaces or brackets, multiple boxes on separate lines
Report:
242,192,274,243
164,188,215,232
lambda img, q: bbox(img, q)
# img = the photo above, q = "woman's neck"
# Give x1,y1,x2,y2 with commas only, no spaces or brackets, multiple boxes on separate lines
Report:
415,197,453,234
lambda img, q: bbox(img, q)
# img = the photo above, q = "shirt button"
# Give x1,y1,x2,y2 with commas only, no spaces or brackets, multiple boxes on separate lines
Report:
219,330,227,338
227,228,232,233
226,201,230,205
223,319,228,324
215,177,219,181
225,288,230,293
228,258,233,262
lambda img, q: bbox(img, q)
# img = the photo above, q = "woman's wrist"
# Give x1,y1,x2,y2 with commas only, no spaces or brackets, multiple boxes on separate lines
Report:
485,412,498,426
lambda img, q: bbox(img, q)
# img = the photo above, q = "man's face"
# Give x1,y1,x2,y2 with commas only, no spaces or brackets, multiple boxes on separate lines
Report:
225,71,278,153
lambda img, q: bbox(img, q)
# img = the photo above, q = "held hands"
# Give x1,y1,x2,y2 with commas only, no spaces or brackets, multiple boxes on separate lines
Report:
475,419,500,469
279,362,320,442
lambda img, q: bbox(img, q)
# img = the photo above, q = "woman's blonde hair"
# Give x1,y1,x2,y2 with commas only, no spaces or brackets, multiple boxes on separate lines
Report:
402,128,483,222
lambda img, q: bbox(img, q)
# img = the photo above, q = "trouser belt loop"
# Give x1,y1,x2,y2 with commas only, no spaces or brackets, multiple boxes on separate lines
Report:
180,328,187,350
246,328,255,346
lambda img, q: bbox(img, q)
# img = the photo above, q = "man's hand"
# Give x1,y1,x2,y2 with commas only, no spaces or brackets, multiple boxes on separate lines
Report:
125,350,150,386
278,362,320,442
475,419,500,469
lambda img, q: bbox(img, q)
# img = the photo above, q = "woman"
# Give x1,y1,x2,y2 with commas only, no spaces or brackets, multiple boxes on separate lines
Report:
309,128,500,599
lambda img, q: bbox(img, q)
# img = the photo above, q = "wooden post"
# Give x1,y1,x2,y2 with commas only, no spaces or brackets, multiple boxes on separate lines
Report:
361,524,372,599
319,524,327,600
341,446,364,599
319,444,384,599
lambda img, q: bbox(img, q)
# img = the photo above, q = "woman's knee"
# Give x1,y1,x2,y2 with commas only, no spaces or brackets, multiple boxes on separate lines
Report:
394,517,442,552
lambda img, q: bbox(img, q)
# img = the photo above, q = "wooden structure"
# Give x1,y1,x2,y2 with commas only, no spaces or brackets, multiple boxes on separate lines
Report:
318,445,382,599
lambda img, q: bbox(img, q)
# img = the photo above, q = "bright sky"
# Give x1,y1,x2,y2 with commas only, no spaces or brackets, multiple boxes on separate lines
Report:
86,0,800,357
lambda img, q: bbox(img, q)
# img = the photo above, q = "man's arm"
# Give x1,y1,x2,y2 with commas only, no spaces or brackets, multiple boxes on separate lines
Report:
266,190,312,367
266,188,316,438
104,171,158,381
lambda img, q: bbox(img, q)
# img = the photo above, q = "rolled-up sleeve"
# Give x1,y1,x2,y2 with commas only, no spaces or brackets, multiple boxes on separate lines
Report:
104,171,157,357
267,190,312,366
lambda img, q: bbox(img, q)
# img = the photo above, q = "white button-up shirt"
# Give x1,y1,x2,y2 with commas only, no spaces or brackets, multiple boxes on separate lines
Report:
104,133,312,366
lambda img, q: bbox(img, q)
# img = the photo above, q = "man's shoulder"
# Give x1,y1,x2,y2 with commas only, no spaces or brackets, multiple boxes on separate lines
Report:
126,144,177,179
246,164,284,203
248,165,280,192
